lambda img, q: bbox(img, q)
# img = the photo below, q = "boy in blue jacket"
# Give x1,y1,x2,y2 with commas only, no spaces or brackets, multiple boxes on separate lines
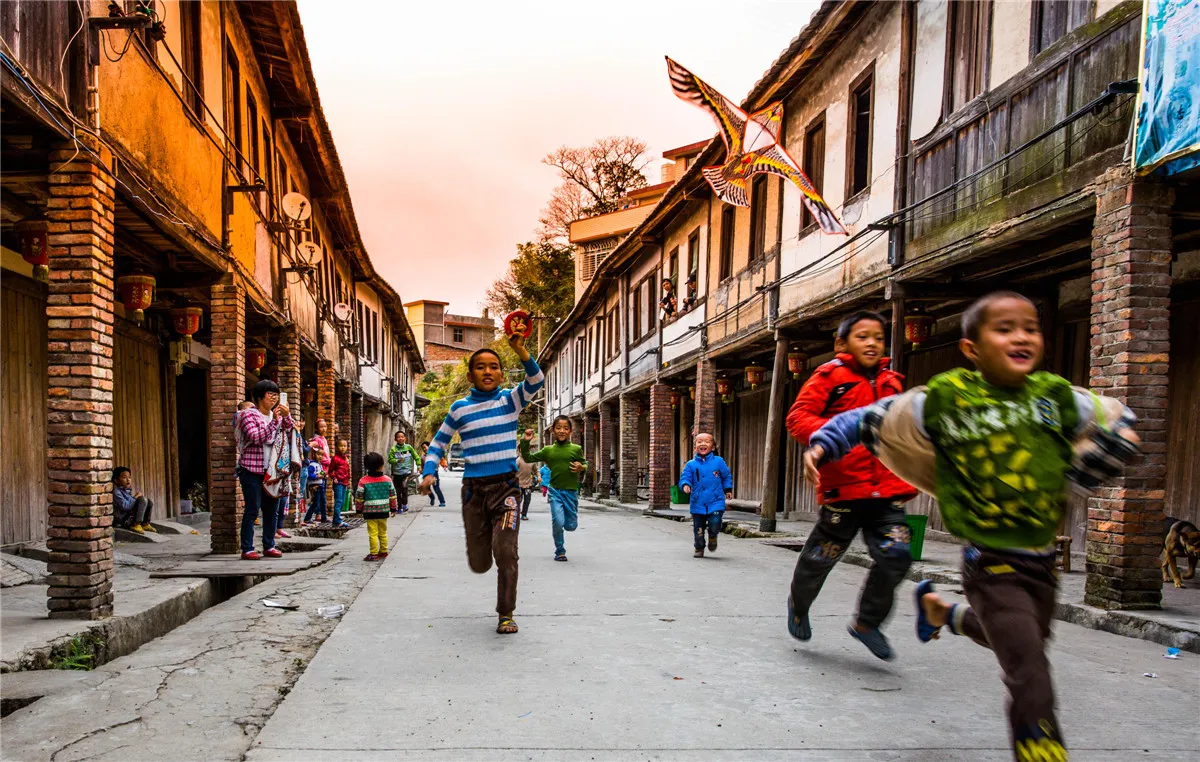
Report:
679,433,733,558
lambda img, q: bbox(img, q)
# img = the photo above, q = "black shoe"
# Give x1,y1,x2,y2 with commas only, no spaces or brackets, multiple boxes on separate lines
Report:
694,548,704,558
708,535,718,552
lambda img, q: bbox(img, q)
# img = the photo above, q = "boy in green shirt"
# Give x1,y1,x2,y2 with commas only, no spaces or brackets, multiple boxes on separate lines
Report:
805,292,1139,762
387,431,420,514
519,418,587,561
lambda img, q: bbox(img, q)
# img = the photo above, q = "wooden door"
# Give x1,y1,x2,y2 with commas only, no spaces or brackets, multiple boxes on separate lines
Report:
1,275,48,545
113,325,174,516
733,388,769,503
1166,300,1200,524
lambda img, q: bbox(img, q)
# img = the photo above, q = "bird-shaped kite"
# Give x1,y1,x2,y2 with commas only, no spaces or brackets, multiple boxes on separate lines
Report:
666,57,848,235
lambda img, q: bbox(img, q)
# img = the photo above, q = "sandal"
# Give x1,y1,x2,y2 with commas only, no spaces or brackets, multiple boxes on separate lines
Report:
497,617,518,634
915,580,941,643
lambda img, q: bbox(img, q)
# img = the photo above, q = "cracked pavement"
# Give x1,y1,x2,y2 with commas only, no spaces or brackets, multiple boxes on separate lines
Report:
0,511,421,762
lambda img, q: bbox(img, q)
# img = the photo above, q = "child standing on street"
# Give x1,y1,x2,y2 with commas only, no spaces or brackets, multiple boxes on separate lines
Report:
784,310,916,661
805,292,1139,760
420,441,447,507
328,439,352,529
539,464,551,498
679,433,732,558
419,333,543,635
519,420,587,562
387,431,420,514
516,447,538,520
356,452,398,561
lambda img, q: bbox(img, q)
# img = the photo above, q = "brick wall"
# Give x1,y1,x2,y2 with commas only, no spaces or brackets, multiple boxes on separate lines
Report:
693,359,717,438
1085,165,1173,610
44,136,117,619
582,413,596,496
351,392,364,488
207,278,246,555
277,324,300,407
317,361,336,512
648,383,672,510
597,403,613,498
424,343,471,363
618,394,640,503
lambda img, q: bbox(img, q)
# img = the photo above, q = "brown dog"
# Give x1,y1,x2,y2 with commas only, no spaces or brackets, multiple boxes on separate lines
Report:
1162,517,1200,588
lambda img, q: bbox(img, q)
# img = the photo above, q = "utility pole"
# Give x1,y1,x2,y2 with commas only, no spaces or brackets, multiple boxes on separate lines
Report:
760,331,790,533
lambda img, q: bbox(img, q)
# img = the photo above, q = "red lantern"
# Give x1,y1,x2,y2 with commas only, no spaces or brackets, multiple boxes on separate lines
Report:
247,347,267,374
905,311,935,346
171,307,202,337
14,220,50,282
116,275,156,325
744,364,765,389
787,349,808,379
715,377,732,402
302,387,317,405
669,389,682,409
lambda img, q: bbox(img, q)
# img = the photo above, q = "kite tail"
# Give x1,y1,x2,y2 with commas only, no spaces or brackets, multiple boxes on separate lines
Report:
804,197,849,236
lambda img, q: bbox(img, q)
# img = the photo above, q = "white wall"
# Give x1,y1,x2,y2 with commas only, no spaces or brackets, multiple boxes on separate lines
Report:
911,0,948,140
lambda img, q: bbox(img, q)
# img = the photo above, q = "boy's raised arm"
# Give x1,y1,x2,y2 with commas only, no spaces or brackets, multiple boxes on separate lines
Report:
508,334,545,411
518,437,545,463
423,411,460,478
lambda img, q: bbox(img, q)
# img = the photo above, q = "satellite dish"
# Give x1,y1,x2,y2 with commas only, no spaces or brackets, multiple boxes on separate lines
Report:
332,302,352,324
281,192,311,222
297,241,323,266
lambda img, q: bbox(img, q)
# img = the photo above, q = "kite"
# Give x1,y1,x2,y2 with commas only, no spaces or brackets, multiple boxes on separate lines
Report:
666,56,848,235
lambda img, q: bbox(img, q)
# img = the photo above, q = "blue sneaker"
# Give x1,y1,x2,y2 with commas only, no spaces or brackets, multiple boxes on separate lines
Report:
848,624,894,660
915,580,940,643
787,595,811,641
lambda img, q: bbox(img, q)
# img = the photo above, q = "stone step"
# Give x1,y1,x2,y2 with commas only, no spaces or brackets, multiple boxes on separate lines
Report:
148,520,192,535
114,527,169,544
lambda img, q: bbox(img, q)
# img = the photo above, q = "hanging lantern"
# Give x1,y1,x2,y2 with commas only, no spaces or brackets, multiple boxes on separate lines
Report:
302,387,317,406
116,274,156,325
669,389,682,409
688,385,695,401
744,364,766,389
787,349,808,379
14,220,50,282
171,306,202,339
715,377,732,402
905,310,936,346
247,347,267,374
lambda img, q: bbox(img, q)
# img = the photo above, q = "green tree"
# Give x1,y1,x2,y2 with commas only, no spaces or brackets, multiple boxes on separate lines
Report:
485,240,575,355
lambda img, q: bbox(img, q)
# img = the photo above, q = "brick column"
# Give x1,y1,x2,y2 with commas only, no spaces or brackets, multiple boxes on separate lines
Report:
351,391,364,488
334,381,351,450
316,361,336,513
648,383,672,510
597,403,613,498
693,358,717,437
208,278,246,554
1085,165,1173,610
618,393,639,503
44,136,117,619
277,324,300,407
582,413,596,496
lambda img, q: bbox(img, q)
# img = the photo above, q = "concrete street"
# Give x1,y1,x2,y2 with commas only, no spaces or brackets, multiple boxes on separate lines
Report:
249,473,1199,761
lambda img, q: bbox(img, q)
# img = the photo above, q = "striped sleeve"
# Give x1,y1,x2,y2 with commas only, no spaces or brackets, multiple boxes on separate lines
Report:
511,357,544,411
423,405,461,477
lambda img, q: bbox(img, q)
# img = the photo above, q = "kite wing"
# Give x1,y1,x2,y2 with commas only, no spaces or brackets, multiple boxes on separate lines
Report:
702,165,750,208
666,57,747,155
749,102,784,143
746,146,848,235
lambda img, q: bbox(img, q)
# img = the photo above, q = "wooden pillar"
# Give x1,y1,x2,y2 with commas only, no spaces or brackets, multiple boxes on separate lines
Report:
1085,165,1172,610
759,334,790,532
207,278,246,555
44,136,117,619
648,383,672,510
890,298,906,376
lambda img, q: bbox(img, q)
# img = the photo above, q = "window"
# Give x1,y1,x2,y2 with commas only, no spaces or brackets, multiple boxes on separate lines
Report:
606,308,620,360
801,114,826,232
452,327,464,343
630,273,657,343
1030,0,1091,56
719,207,735,281
847,67,874,198
749,175,768,259
262,123,273,197
687,229,700,284
946,0,992,114
179,0,203,116
667,247,679,291
225,45,242,175
246,92,259,179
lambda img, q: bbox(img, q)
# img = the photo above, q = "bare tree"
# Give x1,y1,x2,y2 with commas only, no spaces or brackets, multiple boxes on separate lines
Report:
542,136,651,219
537,181,588,243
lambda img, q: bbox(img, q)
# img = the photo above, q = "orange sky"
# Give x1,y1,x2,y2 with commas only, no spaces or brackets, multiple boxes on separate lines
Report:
297,0,820,314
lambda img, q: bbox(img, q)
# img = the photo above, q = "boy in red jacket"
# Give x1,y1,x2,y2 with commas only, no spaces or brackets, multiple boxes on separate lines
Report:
784,310,916,660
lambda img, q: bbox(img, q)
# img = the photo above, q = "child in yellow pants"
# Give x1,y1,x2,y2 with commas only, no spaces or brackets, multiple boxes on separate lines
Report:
356,452,397,561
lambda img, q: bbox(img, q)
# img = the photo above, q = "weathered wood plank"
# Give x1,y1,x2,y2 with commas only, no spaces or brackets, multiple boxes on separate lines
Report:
1,274,48,546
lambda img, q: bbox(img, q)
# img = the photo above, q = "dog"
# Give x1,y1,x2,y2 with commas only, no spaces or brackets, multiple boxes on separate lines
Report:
1162,517,1200,589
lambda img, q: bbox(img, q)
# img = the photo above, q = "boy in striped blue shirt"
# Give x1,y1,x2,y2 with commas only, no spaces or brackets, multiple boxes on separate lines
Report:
420,333,543,634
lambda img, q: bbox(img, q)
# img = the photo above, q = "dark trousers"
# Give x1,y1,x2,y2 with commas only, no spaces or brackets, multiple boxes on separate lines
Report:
115,497,152,528
392,474,412,507
950,546,1064,760
520,488,532,517
304,482,326,522
790,498,912,629
692,511,722,549
429,473,445,505
461,472,521,617
238,469,277,553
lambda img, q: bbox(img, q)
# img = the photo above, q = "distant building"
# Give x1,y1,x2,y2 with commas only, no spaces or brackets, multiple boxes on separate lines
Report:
405,300,497,370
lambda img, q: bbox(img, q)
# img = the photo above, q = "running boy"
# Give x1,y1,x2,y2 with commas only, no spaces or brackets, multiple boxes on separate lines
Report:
679,433,732,558
356,452,398,561
785,310,916,660
387,431,420,514
804,292,1139,760
519,419,587,562
419,333,544,634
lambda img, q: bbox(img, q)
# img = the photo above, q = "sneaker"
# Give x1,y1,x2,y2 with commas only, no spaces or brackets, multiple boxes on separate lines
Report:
130,524,145,534
438,503,446,507
708,535,718,552
848,624,894,661
276,530,292,539
521,513,529,520
787,595,812,641
335,522,351,529
141,523,158,533
377,551,389,559
263,548,284,559
694,548,704,558
363,554,379,562
241,551,262,560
